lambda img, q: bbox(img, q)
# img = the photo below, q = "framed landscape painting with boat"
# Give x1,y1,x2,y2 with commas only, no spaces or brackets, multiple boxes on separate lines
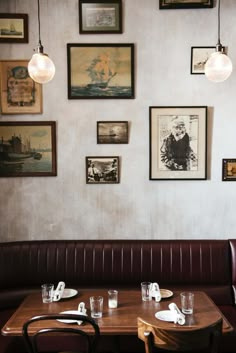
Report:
0,122,57,177
97,121,128,144
67,43,134,99
0,14,28,43
159,0,213,9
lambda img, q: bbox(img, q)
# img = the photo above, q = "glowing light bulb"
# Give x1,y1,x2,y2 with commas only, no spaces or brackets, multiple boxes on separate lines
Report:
205,51,232,83
28,53,55,84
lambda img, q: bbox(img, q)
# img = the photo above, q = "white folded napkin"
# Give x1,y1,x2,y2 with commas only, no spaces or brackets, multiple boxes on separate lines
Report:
168,303,185,325
77,302,87,325
150,282,162,302
53,281,65,302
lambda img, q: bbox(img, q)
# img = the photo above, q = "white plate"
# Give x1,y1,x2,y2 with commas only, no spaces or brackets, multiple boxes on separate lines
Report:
61,288,78,299
155,310,175,322
160,289,173,299
57,310,81,323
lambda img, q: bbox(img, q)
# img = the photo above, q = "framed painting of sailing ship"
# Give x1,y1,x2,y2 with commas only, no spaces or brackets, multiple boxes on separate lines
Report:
67,43,134,99
191,47,215,74
149,106,207,180
97,121,128,144
0,60,42,114
86,156,120,183
0,14,28,43
159,0,213,9
0,121,57,177
79,0,122,34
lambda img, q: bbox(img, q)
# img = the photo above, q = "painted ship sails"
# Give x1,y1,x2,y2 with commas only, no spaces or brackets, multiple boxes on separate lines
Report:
86,54,117,89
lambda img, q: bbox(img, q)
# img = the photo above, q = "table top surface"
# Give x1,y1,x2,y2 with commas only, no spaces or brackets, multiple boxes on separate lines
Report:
1,289,233,336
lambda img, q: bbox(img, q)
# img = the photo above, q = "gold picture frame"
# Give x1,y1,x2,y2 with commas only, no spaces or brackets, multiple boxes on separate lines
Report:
0,60,42,114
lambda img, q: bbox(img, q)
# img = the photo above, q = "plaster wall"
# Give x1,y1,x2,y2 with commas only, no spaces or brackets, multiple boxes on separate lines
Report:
0,0,236,241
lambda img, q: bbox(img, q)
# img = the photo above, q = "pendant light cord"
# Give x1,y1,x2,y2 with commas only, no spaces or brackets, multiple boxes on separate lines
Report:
217,0,221,44
37,0,42,46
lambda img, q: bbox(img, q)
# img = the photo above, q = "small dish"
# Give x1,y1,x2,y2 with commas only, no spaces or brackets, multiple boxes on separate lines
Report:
155,310,175,322
61,288,78,299
57,310,80,323
160,289,173,299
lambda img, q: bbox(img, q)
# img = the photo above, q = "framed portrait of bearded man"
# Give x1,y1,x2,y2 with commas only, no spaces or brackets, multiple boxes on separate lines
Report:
149,106,207,180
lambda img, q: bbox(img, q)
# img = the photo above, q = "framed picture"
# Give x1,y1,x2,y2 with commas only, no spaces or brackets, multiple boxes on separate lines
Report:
149,106,207,180
159,0,213,9
0,60,42,114
67,43,134,99
97,121,128,144
0,14,28,43
222,159,236,181
79,0,122,34
0,121,57,177
86,156,119,183
191,47,215,74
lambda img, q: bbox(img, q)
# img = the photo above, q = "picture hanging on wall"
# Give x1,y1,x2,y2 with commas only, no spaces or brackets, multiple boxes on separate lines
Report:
159,0,213,9
0,60,42,114
67,43,134,99
222,159,236,181
191,47,215,74
86,156,119,183
97,121,128,144
0,122,57,177
149,106,207,180
0,13,28,43
79,0,122,34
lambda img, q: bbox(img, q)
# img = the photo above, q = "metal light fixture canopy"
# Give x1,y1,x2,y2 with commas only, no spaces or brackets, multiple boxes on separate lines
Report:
28,0,55,84
205,0,232,83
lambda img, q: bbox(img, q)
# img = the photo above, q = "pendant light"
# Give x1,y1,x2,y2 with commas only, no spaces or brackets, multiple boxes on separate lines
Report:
205,0,232,83
28,0,55,84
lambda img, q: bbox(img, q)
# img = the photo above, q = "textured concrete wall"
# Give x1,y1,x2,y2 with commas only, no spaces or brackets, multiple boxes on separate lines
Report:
0,0,236,241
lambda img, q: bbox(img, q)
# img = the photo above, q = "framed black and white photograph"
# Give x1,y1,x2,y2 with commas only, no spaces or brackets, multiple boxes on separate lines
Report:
191,47,215,74
149,106,207,180
0,14,28,43
86,156,119,184
79,0,122,34
222,159,236,181
97,121,128,144
159,0,213,9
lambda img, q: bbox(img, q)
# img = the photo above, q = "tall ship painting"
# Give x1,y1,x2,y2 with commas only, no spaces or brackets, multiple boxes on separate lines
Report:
86,54,117,90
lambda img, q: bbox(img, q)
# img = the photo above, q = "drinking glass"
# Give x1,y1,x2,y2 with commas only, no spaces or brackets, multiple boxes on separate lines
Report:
41,283,54,303
180,292,194,314
90,296,103,318
108,290,118,308
141,282,152,301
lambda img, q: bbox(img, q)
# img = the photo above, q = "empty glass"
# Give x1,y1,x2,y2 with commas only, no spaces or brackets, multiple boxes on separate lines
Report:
141,282,152,301
180,292,194,314
90,296,103,318
41,283,54,303
108,290,118,308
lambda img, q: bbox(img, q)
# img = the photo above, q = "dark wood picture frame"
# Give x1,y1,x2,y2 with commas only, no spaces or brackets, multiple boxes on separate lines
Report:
191,47,215,74
0,14,28,43
149,106,207,180
0,121,57,177
86,156,119,183
79,0,122,34
222,159,236,181
67,43,134,99
97,121,128,144
159,0,213,9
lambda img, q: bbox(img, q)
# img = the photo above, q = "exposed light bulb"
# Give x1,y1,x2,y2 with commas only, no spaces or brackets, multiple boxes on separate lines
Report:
28,52,55,84
205,51,232,83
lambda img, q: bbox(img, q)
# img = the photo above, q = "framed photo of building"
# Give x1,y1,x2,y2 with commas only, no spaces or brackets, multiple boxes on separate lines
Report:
159,0,213,9
222,159,236,181
191,47,215,74
97,121,128,144
0,14,28,43
0,122,57,177
149,106,207,180
0,60,42,114
86,156,119,183
79,0,122,34
67,43,134,99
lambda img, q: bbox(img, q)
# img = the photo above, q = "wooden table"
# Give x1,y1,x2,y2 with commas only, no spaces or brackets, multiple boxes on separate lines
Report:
1,289,233,337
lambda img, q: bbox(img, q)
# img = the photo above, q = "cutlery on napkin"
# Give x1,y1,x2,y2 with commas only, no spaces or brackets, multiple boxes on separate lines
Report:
53,281,65,301
150,282,162,302
77,302,87,325
168,303,185,325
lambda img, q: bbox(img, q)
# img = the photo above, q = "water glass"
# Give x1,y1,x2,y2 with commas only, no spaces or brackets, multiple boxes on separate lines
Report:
90,296,103,318
108,290,118,308
180,292,194,314
141,282,152,301
41,283,54,303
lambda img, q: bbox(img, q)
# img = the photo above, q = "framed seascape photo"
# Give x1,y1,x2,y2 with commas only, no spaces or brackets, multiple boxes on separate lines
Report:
159,0,213,9
97,121,128,144
149,106,207,180
67,43,134,99
191,47,215,74
222,159,236,181
79,0,122,34
86,156,119,183
0,122,57,177
0,60,42,114
0,14,28,43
